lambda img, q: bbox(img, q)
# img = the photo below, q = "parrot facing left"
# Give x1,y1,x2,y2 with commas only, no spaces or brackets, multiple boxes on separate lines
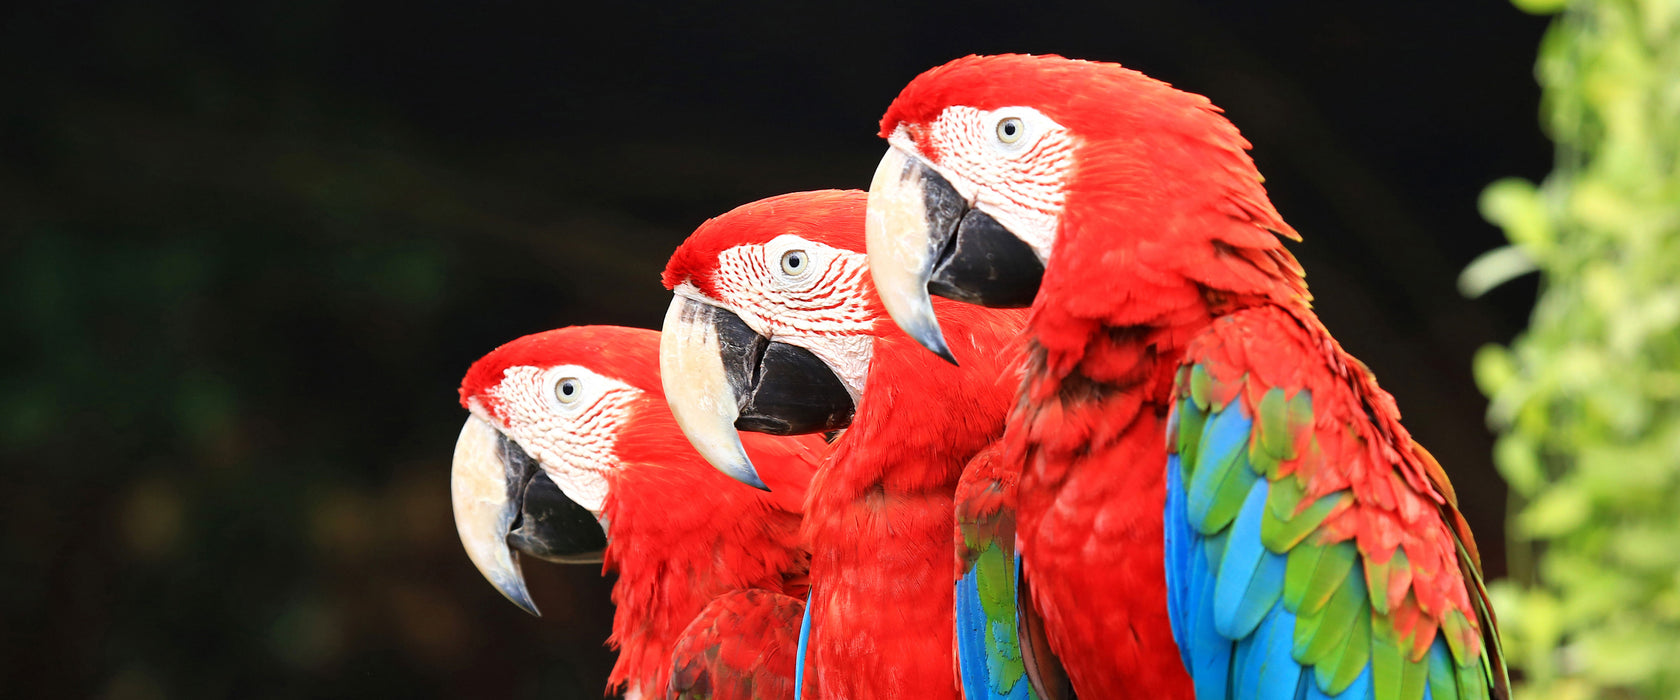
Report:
863,54,1507,700
450,325,827,699
656,189,1033,699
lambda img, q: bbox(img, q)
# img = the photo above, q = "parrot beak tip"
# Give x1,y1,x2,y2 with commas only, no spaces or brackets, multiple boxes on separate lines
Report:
497,566,543,617
721,457,771,491
900,313,959,366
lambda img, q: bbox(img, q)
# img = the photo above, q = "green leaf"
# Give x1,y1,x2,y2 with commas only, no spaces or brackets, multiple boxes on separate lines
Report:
1459,245,1538,298
1472,344,1518,397
1515,482,1591,538
1478,177,1552,255
1493,434,1544,496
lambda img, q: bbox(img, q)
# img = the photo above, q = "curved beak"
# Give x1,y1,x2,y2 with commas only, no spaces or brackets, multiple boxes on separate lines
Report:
660,295,853,489
865,146,1045,362
450,415,607,617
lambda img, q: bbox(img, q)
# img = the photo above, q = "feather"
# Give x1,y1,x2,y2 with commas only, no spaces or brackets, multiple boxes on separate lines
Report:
1287,540,1358,617
1365,548,1411,616
1214,481,1288,639
1188,405,1258,535
1188,532,1233,700
1176,398,1210,467
1240,606,1306,700
1262,481,1351,553
1191,364,1214,411
794,592,812,700
1292,559,1366,668
1312,589,1372,694
1370,619,1430,700
1426,639,1460,700
1258,388,1293,460
1338,666,1376,700
668,589,806,700
1165,455,1197,669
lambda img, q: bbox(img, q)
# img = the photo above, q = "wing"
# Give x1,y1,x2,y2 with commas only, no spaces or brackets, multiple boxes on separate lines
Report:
1163,306,1507,700
668,589,806,700
954,442,1041,700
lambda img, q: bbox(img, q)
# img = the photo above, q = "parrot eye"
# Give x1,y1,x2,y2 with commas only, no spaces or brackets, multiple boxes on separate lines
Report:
780,250,809,276
555,377,582,405
996,117,1025,144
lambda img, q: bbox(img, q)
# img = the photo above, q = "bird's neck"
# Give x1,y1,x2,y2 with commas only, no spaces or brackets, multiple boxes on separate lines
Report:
599,453,807,698
807,321,1026,511
797,321,1024,700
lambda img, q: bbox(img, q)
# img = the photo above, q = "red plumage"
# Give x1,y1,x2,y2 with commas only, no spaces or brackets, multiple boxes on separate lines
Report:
669,589,809,700
461,326,826,697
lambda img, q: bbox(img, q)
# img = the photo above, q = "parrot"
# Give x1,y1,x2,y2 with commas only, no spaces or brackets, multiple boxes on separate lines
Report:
860,54,1507,700
450,325,826,699
656,189,1033,699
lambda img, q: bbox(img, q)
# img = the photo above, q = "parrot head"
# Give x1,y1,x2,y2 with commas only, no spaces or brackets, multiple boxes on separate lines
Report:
451,325,712,616
661,189,1025,489
659,189,879,489
864,53,1295,357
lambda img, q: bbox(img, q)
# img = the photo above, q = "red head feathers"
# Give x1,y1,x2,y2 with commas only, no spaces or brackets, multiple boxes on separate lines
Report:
662,189,871,304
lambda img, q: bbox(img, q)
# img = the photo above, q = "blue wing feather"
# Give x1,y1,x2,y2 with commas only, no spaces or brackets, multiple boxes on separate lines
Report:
1237,605,1306,700
1189,531,1233,700
1164,453,1196,672
794,592,812,700
956,565,989,694
1214,480,1287,639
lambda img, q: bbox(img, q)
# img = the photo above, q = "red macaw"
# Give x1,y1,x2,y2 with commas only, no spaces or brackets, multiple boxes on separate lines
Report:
862,54,1507,700
450,325,826,699
656,189,1030,699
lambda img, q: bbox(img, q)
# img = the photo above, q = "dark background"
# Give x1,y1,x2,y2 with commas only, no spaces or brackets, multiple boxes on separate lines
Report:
1,2,1549,698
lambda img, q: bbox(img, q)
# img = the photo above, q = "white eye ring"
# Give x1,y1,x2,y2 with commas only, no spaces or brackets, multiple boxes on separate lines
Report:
554,377,582,405
781,249,809,276
997,117,1025,144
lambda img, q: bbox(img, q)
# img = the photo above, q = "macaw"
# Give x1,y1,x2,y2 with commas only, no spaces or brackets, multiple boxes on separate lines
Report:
862,54,1507,700
450,325,826,699
656,189,1032,699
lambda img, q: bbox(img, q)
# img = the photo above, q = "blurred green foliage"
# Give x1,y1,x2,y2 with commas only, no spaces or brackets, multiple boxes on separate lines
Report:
1470,0,1680,696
